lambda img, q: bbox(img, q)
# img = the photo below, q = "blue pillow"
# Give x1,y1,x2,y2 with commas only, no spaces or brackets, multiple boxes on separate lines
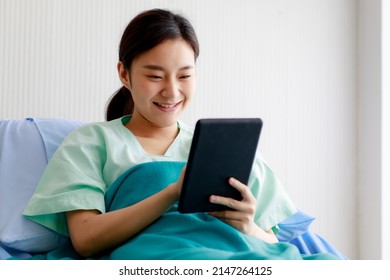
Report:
276,209,315,242
0,118,84,252
32,118,85,161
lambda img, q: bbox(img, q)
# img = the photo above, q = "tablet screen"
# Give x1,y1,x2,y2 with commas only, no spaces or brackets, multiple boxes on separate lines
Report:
178,118,262,213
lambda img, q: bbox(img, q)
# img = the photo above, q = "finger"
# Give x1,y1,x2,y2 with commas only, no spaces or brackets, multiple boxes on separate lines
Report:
179,165,186,180
209,210,244,221
176,165,187,186
228,177,255,201
209,212,249,233
209,195,247,212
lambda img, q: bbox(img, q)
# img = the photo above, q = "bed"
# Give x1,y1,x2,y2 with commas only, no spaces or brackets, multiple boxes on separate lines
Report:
0,118,347,260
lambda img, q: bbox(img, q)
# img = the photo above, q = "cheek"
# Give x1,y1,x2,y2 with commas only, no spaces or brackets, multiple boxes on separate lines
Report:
131,79,158,97
183,80,196,98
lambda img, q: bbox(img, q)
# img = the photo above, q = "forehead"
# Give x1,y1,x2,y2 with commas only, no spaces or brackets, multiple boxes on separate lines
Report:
132,39,195,69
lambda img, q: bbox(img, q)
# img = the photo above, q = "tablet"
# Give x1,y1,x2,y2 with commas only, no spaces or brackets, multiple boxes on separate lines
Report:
178,118,263,213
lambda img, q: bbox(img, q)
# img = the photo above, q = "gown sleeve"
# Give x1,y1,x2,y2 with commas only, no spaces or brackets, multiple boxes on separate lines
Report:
248,153,297,231
23,124,108,236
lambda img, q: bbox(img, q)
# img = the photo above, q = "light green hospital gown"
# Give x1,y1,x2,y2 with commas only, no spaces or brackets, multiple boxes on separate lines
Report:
23,115,297,237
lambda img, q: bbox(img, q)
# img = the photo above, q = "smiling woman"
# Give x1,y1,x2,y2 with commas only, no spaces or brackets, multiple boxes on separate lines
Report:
21,8,339,260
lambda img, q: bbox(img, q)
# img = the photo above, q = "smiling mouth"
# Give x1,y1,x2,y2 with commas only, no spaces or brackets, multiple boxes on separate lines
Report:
153,101,182,109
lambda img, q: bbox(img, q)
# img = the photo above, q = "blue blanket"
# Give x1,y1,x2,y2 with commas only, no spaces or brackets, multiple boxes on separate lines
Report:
13,161,339,260
102,161,338,260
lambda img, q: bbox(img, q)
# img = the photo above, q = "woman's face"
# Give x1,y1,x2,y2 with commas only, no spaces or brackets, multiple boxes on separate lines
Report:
122,38,196,128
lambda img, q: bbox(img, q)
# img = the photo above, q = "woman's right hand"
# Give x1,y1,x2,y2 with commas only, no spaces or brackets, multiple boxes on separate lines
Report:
67,165,187,258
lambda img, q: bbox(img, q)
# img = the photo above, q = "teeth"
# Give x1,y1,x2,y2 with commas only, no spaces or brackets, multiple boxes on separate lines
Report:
157,103,175,108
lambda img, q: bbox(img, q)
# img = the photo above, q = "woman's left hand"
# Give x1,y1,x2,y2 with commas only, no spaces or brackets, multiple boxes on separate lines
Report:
208,177,278,243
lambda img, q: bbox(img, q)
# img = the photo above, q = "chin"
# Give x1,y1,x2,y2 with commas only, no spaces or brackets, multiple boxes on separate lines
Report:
160,119,180,128
160,115,181,127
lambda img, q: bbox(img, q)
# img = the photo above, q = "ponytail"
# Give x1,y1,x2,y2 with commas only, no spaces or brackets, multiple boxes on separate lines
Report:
105,87,134,121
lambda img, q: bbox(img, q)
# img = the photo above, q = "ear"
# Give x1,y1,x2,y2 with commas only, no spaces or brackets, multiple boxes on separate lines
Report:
117,62,131,89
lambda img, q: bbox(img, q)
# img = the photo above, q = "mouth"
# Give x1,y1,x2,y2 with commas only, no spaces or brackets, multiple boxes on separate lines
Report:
153,101,182,112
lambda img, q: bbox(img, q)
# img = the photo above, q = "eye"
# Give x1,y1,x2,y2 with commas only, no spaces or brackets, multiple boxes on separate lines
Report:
147,75,162,80
180,75,191,79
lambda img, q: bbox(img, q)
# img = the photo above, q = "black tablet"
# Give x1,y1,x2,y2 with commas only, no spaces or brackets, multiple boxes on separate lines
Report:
178,118,263,213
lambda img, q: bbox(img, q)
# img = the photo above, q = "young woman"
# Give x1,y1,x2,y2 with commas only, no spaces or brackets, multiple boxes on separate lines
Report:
23,9,337,260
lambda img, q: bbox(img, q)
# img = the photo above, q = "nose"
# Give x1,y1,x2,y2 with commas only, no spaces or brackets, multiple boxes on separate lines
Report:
161,77,180,98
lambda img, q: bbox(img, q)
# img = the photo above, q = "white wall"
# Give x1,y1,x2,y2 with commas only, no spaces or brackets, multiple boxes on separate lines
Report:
382,0,390,260
358,0,382,260
357,0,390,260
358,0,390,260
0,0,359,258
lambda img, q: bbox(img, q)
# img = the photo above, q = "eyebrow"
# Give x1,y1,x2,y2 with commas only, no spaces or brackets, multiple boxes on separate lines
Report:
143,65,194,71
